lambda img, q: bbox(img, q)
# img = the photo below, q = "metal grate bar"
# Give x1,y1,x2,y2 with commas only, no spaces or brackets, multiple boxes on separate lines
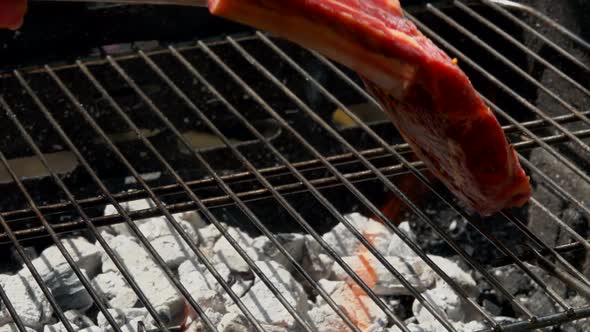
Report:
6,71,180,331
484,0,590,72
426,5,590,157
42,66,220,331
0,98,125,332
454,1,589,97
252,32,578,321
405,8,590,262
194,41,428,331
266,15,588,326
71,61,277,331
252,32,540,320
217,36,507,329
406,11,590,239
138,48,363,332
487,0,590,52
0,109,589,230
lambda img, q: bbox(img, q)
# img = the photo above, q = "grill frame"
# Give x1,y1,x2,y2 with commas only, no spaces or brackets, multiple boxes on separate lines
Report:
0,1,588,332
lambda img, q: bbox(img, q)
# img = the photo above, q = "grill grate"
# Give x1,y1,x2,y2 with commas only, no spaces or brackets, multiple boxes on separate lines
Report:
0,1,589,331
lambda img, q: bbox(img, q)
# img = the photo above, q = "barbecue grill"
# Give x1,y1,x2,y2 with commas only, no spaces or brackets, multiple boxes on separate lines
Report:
0,0,588,331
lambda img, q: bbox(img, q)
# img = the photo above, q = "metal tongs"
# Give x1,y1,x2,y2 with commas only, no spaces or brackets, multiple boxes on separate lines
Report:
32,0,209,7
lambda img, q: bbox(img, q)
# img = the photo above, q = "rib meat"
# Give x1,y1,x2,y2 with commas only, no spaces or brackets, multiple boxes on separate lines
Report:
209,0,532,215
0,0,27,29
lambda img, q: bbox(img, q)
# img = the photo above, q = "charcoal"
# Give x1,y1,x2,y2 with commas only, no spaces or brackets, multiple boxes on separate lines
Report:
91,271,139,309
35,265,93,312
307,305,353,332
316,279,386,330
30,237,101,278
331,255,435,296
0,323,36,332
98,235,184,319
137,216,199,242
251,233,305,268
386,221,417,257
43,321,80,332
178,259,252,308
102,199,156,236
322,213,391,256
412,283,466,330
212,227,258,273
0,274,53,329
182,307,224,332
227,261,308,330
120,318,156,332
151,235,197,269
195,223,225,254
177,261,228,312
389,323,425,332
64,310,94,329
301,235,334,281
77,328,101,332
216,312,253,332
96,308,148,332
100,235,154,274
420,255,478,297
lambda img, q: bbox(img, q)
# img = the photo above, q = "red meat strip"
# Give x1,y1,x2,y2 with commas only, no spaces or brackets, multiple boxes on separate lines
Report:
209,0,532,215
0,0,27,29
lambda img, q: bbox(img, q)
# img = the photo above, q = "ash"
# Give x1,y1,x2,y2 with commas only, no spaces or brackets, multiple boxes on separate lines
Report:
1,200,587,332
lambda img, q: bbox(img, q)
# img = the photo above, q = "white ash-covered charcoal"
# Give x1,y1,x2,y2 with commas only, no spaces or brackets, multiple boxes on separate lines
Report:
177,261,228,312
64,310,94,329
307,305,353,332
43,321,80,332
388,323,425,332
77,327,102,332
29,265,92,312
98,235,184,319
178,259,253,308
194,223,225,255
151,235,198,269
106,214,200,269
386,221,418,258
99,235,154,274
181,307,224,332
174,210,207,229
216,312,253,332
30,237,101,278
96,308,154,332
138,216,199,242
301,235,334,281
412,282,466,331
453,320,487,332
42,309,95,332
226,261,308,330
417,255,477,297
251,233,305,269
120,318,156,332
212,227,258,273
102,198,155,236
0,274,53,329
322,213,392,256
316,279,387,331
91,271,138,309
0,323,36,332
331,255,435,296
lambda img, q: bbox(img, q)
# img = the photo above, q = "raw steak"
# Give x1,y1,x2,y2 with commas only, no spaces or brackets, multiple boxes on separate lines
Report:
209,0,532,215
0,0,27,29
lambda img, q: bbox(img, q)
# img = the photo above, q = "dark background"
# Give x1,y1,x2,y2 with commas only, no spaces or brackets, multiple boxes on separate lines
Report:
0,0,588,71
